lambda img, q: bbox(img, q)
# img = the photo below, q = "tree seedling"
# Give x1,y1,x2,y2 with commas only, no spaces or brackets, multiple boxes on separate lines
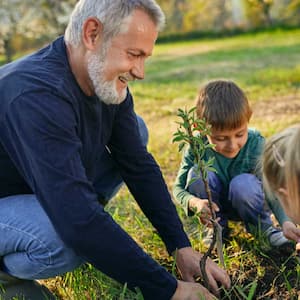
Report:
173,107,225,292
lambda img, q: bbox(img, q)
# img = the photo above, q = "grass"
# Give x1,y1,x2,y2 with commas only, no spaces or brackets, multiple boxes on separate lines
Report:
19,28,300,299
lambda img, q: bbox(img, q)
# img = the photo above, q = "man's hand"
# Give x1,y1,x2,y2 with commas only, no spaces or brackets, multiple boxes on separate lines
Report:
174,247,230,296
171,280,217,300
188,197,219,226
282,221,300,243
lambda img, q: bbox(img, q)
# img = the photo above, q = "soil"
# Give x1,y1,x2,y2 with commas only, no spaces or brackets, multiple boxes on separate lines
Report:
221,238,300,300
172,235,299,299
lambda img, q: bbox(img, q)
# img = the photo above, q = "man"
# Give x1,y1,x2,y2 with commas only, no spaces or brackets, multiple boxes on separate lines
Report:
0,1,230,299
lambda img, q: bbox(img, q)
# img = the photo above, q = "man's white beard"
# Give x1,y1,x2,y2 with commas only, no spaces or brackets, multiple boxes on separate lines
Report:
87,52,127,105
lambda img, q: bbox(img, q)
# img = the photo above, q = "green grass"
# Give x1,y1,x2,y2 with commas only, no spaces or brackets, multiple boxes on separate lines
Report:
43,28,300,299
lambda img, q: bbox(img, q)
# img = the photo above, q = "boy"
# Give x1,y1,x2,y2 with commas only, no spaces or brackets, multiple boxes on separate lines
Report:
173,80,299,248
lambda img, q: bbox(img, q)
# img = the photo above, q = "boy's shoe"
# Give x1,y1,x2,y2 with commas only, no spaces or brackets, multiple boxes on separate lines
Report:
265,227,292,247
0,270,56,300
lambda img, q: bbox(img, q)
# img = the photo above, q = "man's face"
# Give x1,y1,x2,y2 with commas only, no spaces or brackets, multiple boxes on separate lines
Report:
207,123,248,158
87,9,158,105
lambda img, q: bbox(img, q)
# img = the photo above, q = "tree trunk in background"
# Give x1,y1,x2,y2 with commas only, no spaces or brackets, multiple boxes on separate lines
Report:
172,0,185,31
261,0,274,26
231,0,245,26
213,0,227,31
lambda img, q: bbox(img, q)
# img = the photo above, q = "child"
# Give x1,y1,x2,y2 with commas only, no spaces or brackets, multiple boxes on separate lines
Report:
262,124,300,243
173,80,299,248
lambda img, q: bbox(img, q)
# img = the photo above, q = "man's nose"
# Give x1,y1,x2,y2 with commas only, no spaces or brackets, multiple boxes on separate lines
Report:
132,58,145,80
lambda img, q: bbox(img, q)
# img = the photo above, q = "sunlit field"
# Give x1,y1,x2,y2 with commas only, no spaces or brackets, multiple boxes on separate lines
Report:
40,28,300,299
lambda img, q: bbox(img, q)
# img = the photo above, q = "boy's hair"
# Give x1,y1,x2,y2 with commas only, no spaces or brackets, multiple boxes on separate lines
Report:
262,124,300,222
195,80,252,130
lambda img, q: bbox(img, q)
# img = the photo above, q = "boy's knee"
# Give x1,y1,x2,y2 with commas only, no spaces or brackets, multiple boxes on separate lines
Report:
186,168,221,197
229,174,263,205
186,167,203,195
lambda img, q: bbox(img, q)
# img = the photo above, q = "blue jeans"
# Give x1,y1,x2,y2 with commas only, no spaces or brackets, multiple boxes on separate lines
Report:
0,115,148,279
187,168,272,232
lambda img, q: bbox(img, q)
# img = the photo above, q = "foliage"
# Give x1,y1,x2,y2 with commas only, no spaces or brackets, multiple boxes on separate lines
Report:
1,0,300,63
0,0,75,63
157,0,300,36
173,107,225,292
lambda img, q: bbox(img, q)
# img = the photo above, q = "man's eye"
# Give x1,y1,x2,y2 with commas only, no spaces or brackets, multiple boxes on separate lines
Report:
128,52,139,58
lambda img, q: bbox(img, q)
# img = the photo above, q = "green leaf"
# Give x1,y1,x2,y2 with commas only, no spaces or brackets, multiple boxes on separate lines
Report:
172,135,184,142
247,281,257,300
188,106,197,114
206,157,215,165
207,166,217,173
178,142,185,152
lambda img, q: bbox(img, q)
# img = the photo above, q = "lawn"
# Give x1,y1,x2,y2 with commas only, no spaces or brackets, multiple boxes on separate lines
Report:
44,28,300,299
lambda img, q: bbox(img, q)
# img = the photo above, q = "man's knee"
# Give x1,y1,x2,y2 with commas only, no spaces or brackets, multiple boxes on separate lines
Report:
32,226,83,277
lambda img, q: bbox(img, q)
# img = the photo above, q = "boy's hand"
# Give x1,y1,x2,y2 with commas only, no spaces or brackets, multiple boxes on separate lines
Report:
174,247,230,296
282,221,300,243
189,197,219,226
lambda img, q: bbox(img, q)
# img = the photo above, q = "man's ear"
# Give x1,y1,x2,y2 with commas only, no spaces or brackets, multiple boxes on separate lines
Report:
82,17,103,51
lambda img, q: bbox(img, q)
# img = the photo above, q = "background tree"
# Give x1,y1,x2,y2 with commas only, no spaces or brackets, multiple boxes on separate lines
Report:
244,0,275,27
231,0,247,27
285,0,300,24
0,0,75,63
1,0,300,63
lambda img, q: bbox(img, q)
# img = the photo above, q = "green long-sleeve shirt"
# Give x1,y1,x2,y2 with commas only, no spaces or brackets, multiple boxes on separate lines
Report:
173,128,290,226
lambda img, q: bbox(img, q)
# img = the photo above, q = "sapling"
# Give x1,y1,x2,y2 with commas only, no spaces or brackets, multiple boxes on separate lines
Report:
173,107,225,292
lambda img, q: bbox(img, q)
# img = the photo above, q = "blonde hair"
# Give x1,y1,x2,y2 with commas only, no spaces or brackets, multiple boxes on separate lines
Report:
195,80,252,130
262,124,300,223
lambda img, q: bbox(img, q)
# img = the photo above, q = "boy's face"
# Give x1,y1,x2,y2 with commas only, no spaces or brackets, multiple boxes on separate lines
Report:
207,123,248,158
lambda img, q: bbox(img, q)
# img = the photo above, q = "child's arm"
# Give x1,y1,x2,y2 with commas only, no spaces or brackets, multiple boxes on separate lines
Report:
266,193,291,226
266,194,300,242
173,146,195,216
173,146,219,224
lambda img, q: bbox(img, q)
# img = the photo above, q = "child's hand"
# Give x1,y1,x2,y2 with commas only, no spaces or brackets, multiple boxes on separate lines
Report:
296,242,300,252
188,197,219,226
282,221,300,243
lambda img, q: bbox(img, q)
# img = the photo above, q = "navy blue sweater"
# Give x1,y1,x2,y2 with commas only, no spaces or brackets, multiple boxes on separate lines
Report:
0,37,191,299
